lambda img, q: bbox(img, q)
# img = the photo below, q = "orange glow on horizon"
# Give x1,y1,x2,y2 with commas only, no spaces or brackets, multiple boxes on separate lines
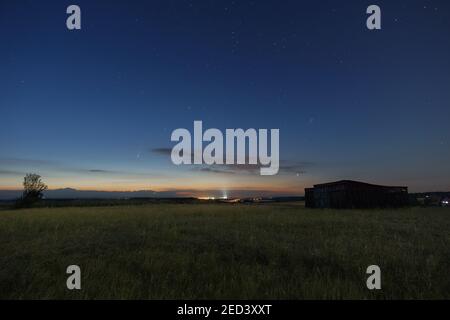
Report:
0,173,308,196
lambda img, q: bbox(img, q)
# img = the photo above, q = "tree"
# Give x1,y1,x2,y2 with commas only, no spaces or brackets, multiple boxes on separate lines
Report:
17,174,48,207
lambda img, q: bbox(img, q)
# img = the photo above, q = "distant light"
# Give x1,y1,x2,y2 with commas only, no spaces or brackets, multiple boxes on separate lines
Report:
198,196,215,200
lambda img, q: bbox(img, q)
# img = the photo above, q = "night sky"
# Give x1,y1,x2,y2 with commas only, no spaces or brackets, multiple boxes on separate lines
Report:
1,0,450,197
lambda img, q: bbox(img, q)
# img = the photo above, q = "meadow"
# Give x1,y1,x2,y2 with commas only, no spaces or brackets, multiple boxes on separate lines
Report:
0,203,449,299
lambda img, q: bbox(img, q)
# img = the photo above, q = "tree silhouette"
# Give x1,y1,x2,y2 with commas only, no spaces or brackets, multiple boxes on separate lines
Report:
17,174,48,207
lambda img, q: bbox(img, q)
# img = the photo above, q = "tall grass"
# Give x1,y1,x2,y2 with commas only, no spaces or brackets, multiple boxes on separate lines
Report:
0,203,449,299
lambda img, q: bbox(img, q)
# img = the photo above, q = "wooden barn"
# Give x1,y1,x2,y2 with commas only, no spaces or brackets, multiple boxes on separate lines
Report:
305,180,409,209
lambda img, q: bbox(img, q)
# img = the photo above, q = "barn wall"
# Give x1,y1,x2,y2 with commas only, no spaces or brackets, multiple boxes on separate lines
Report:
305,181,408,209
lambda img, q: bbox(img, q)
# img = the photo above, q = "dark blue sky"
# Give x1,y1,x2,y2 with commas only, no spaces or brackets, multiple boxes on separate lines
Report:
1,0,449,195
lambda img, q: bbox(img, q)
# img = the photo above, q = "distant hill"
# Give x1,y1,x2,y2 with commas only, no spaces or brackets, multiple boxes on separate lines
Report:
0,190,22,200
0,188,177,200
0,188,304,201
1,188,448,202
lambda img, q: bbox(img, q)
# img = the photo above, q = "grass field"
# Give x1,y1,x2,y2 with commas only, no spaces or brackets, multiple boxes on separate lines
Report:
0,203,449,299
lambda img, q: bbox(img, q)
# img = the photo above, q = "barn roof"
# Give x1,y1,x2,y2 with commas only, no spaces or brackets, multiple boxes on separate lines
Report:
313,180,407,189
